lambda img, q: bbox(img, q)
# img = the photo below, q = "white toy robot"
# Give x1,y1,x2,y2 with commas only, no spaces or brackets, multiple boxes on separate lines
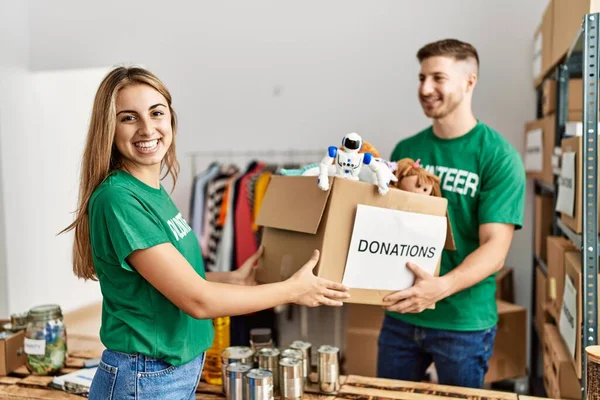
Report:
317,132,396,195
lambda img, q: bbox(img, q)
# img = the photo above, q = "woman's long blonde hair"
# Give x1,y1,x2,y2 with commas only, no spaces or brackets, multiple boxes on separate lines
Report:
61,66,180,281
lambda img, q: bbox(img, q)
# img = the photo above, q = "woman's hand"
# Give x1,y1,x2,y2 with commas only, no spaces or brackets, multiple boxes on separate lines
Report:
286,250,350,307
230,246,264,286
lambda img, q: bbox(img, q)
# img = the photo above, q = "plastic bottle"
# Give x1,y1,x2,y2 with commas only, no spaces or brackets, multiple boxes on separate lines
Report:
202,316,230,385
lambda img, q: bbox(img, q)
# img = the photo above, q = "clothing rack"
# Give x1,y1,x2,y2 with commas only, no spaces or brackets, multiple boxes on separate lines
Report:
187,148,344,350
188,149,325,177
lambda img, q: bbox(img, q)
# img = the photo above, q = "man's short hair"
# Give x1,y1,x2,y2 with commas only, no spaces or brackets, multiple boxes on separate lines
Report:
417,39,479,70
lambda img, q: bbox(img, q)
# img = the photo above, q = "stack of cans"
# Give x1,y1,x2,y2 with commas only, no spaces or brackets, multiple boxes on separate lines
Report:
220,340,340,399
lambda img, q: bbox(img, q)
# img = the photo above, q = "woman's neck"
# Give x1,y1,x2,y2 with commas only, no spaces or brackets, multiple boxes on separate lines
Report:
122,162,161,189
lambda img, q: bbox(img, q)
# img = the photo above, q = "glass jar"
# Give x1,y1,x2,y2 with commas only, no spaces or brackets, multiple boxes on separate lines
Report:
24,304,67,375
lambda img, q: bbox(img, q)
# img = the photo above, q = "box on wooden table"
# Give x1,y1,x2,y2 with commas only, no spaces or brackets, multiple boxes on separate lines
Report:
0,321,26,376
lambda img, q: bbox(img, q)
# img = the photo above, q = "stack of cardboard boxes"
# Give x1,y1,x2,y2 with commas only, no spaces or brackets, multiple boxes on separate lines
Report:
527,2,600,398
525,0,600,186
342,268,527,384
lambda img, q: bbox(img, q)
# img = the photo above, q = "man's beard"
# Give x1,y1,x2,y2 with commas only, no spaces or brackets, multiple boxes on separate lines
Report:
421,92,463,119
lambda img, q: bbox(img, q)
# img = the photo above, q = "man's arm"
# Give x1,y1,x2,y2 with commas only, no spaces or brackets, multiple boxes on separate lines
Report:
382,222,514,314
206,246,264,286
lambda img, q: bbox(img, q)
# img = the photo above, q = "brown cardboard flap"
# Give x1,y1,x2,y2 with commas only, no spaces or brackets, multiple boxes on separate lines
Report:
256,175,333,234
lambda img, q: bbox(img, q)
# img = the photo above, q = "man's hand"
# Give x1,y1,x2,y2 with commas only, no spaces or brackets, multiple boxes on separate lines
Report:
382,261,452,313
230,246,264,286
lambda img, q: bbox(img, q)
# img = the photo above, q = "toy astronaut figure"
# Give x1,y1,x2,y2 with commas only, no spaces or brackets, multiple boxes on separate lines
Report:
317,132,396,195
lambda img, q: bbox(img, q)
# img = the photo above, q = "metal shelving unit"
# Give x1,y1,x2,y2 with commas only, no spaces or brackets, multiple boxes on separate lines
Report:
529,13,599,400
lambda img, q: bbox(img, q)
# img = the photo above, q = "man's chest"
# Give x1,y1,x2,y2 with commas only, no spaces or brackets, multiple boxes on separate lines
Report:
396,146,481,210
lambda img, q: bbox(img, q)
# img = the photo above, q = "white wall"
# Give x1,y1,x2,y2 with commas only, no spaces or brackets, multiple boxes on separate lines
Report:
1,0,548,327
0,0,31,317
13,68,109,315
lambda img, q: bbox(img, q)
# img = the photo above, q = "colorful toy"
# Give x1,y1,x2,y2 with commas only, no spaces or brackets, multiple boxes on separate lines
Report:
317,133,396,195
391,158,441,197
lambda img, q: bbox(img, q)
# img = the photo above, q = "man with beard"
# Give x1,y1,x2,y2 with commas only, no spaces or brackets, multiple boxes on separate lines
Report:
377,39,526,388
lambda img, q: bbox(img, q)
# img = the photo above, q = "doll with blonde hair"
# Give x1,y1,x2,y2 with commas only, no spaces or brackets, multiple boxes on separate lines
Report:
392,158,441,197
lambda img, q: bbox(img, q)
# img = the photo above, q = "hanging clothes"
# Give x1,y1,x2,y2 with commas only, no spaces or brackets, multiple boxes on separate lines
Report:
190,162,220,240
214,172,241,273
202,163,240,271
234,161,266,269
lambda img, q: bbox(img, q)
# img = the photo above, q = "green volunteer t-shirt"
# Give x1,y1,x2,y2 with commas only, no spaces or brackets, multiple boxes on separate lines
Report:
88,169,214,366
388,121,525,331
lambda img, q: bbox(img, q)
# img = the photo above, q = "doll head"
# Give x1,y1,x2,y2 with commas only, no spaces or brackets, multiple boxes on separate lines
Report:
393,158,441,197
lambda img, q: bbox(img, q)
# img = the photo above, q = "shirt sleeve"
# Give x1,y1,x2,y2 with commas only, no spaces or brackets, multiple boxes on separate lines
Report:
90,187,170,272
478,147,526,230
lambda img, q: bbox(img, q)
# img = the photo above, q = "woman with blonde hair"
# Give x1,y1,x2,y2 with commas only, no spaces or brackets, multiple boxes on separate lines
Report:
62,66,349,399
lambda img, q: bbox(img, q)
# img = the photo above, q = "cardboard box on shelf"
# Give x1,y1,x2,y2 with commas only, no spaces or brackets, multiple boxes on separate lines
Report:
535,265,550,338
0,322,26,376
543,323,580,399
535,195,555,262
495,267,514,303
484,300,527,383
255,176,455,305
524,116,555,185
558,136,600,233
533,1,554,87
552,0,600,67
557,250,600,379
547,236,579,320
542,78,590,117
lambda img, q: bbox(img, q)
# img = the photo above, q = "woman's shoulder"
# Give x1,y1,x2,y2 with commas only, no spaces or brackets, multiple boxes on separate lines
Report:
89,172,139,211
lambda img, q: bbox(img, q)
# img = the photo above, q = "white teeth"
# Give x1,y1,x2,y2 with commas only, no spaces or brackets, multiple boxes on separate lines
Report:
135,139,159,149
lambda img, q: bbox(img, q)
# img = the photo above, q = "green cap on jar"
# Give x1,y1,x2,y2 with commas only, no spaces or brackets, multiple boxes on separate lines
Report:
28,305,62,321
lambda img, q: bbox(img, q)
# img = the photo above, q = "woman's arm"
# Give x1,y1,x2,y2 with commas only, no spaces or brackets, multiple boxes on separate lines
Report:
128,243,348,319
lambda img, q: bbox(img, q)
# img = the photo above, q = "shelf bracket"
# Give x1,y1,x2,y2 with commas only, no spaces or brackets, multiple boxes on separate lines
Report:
581,13,600,400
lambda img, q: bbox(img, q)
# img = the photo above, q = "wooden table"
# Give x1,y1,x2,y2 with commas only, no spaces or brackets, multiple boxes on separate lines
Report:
0,335,554,399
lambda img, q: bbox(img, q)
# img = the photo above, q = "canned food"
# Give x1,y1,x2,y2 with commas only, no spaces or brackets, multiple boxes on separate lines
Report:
289,340,311,380
245,368,274,400
257,348,280,394
279,357,304,400
317,345,340,393
280,348,303,362
226,362,252,400
221,346,254,394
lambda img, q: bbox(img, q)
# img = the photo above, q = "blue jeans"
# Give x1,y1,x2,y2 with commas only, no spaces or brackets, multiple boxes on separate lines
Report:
89,349,205,400
377,315,496,388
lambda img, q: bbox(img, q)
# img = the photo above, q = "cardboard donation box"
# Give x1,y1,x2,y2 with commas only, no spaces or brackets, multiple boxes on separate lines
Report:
255,176,455,305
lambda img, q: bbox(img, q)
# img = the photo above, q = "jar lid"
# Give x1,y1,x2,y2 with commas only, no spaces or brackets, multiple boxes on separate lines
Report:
28,304,62,321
